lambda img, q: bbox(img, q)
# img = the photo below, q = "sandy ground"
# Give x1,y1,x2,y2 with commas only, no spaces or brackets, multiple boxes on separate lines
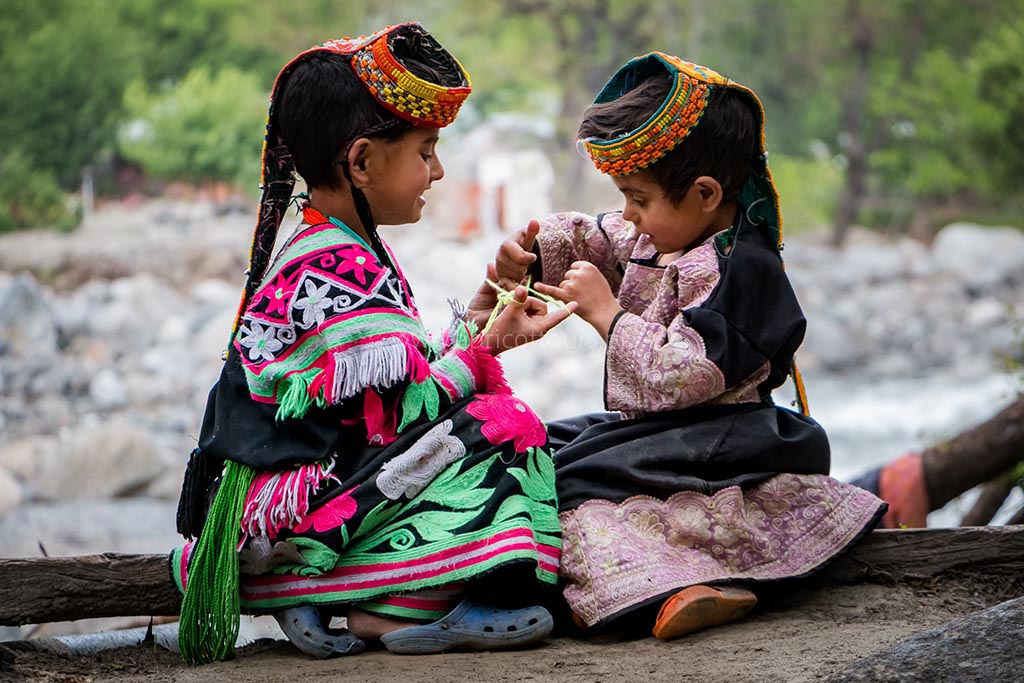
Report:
4,574,1021,683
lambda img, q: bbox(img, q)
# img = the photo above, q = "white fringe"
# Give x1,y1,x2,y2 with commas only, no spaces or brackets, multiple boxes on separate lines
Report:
331,337,409,401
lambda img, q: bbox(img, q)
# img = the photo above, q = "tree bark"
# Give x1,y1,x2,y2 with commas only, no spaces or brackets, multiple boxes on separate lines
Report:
923,396,1024,510
960,472,1017,526
3,527,1023,626
831,0,873,247
0,553,180,627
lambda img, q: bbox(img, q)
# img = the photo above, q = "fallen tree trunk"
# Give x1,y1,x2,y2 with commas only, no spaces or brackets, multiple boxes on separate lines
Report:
2,526,1023,627
923,396,1024,510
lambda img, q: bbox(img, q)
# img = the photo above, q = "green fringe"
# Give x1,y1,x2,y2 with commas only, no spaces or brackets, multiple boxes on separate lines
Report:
178,460,257,665
274,370,320,421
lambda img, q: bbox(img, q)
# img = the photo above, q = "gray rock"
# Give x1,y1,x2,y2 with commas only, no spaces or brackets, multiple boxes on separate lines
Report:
827,595,1024,682
932,223,1024,290
0,467,23,517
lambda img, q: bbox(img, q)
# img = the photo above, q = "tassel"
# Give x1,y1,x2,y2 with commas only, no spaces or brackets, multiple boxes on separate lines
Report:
275,370,316,421
176,448,224,540
178,460,257,665
241,460,337,539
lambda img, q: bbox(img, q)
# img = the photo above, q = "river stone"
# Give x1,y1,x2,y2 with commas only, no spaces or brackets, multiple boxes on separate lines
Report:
0,467,23,517
826,595,1024,682
931,223,1024,289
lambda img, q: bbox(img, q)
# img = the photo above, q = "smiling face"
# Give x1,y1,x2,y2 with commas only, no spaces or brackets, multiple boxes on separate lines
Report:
363,126,445,226
612,171,723,256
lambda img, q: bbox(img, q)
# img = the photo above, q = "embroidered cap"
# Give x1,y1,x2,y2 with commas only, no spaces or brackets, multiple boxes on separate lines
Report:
581,52,783,253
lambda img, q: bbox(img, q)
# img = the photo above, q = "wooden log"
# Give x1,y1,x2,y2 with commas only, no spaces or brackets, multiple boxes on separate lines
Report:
0,553,180,627
818,525,1024,584
2,527,1023,627
923,396,1024,509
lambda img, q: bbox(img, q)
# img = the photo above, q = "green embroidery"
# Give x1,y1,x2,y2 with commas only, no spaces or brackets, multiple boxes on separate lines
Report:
398,378,441,432
274,537,341,576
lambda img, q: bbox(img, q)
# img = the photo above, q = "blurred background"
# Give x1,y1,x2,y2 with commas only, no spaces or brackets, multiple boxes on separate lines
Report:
1,0,1023,638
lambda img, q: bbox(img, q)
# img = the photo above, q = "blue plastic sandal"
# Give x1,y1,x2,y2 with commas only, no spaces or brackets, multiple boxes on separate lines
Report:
274,605,365,658
379,600,553,654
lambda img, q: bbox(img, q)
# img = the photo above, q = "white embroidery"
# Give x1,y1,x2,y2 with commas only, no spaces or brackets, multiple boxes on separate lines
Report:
376,420,466,500
238,321,284,362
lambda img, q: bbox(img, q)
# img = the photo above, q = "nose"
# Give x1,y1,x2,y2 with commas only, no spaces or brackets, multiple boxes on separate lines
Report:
622,202,638,224
430,153,444,182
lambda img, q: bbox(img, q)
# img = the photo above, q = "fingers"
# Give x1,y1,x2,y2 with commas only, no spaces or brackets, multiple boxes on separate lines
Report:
533,281,566,300
519,220,540,252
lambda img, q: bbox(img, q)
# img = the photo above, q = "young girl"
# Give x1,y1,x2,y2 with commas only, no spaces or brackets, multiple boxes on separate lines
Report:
173,24,574,664
497,53,886,639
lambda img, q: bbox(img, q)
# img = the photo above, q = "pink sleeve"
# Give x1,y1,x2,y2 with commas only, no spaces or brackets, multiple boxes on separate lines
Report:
533,212,638,294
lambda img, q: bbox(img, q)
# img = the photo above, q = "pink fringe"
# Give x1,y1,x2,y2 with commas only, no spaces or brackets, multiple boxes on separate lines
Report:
242,460,338,540
469,340,511,394
402,336,431,384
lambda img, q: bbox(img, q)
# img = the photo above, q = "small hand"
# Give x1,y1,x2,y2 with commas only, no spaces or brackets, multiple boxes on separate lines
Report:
495,220,540,289
465,263,501,330
482,285,577,354
534,261,621,340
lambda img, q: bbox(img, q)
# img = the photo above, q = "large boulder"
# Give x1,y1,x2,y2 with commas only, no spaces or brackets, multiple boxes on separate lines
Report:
827,595,1024,682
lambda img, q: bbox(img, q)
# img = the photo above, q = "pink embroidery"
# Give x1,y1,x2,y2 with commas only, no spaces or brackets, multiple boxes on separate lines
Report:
265,271,297,317
333,244,384,287
559,474,885,627
293,487,358,534
363,388,397,446
466,393,546,453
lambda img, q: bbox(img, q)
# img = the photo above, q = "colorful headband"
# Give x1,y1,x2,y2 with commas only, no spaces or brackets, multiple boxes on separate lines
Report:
227,23,471,357
581,52,783,252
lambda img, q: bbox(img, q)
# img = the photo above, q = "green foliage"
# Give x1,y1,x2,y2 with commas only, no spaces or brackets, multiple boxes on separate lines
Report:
770,153,842,235
972,18,1024,196
0,150,75,233
119,66,267,187
0,1,140,187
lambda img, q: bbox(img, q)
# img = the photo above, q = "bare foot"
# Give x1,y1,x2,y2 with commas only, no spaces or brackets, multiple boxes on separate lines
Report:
347,609,418,640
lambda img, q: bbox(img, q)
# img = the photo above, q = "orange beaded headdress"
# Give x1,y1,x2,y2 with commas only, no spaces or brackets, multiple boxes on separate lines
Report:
581,52,783,252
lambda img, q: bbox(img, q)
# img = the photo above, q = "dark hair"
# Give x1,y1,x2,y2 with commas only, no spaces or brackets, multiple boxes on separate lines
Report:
276,28,466,190
578,70,758,204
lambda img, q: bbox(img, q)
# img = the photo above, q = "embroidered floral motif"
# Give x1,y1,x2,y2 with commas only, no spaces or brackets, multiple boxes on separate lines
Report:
560,474,885,627
466,393,547,453
238,321,284,362
376,420,467,500
333,244,384,287
293,277,335,328
294,487,358,534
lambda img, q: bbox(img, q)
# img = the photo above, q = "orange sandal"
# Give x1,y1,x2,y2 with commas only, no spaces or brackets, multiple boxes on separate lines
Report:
652,585,757,641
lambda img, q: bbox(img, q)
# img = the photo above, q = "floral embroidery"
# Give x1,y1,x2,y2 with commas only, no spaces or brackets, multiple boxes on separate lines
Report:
293,278,335,328
376,420,467,500
265,272,296,317
238,321,284,362
559,474,885,627
294,487,358,534
466,393,547,453
334,245,384,287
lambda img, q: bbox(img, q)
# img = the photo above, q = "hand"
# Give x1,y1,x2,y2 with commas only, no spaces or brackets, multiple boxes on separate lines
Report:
482,285,577,354
534,261,621,340
465,263,500,330
495,220,540,289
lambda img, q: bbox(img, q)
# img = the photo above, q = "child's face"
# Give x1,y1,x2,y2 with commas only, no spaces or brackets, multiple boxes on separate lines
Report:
365,127,444,226
612,171,716,255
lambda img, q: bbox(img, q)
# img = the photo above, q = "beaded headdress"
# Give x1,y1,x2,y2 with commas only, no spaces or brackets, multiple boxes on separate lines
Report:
230,23,471,355
580,52,783,252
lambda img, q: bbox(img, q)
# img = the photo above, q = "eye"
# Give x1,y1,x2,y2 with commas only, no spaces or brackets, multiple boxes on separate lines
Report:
633,198,647,209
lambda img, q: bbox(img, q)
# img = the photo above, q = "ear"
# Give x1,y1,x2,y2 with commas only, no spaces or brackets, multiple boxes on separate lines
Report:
345,138,373,187
692,176,724,212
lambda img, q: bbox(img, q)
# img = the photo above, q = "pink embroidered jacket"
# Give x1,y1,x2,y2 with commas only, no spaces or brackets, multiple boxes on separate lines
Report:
535,211,783,417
